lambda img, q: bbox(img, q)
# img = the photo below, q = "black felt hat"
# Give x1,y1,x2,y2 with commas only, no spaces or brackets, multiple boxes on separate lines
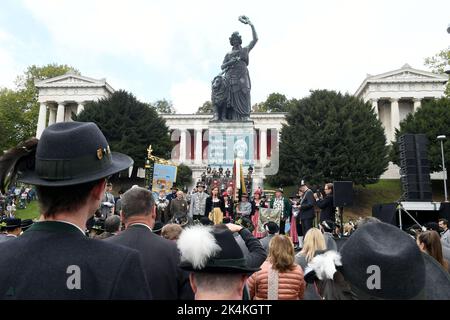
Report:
2,218,22,230
178,225,260,274
18,122,133,186
20,219,34,231
264,221,279,234
339,222,450,300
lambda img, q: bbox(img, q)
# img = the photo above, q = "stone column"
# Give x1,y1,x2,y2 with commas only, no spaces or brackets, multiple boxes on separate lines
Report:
48,107,57,126
371,99,379,117
194,128,203,164
179,129,187,163
413,98,421,113
260,127,267,165
36,102,47,139
56,102,66,123
390,98,400,142
77,102,84,115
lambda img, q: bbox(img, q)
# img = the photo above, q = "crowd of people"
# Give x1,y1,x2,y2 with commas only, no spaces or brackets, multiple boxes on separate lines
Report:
0,185,36,219
0,121,449,300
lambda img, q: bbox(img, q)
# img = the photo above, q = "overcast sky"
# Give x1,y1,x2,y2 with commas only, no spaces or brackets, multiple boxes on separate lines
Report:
0,0,449,113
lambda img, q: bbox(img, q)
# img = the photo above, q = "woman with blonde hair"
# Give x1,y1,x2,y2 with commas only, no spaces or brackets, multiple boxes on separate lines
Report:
295,228,326,270
247,235,305,300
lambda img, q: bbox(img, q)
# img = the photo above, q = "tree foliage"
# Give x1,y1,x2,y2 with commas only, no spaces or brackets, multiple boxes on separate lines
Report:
75,90,172,177
196,101,213,114
175,164,193,190
268,90,389,187
0,64,78,154
390,97,450,173
424,48,450,97
153,99,176,114
252,92,297,113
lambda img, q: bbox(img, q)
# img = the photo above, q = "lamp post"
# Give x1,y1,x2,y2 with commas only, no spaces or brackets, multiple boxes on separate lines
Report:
437,135,448,202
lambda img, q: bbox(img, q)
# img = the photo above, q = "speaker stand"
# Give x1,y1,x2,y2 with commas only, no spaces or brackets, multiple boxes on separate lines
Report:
396,203,423,230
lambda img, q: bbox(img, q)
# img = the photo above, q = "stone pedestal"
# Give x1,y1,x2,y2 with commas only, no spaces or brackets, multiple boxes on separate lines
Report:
203,120,264,192
207,120,255,169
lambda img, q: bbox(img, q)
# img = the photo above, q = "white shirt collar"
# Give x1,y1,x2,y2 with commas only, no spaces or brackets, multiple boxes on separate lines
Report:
128,223,152,232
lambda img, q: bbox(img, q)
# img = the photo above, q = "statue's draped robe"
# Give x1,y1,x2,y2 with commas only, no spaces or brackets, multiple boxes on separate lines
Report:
222,46,251,120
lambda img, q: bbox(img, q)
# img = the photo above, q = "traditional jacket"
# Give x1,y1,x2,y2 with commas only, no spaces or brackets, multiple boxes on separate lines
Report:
189,191,208,218
236,201,252,217
269,197,291,220
168,198,188,221
0,221,151,299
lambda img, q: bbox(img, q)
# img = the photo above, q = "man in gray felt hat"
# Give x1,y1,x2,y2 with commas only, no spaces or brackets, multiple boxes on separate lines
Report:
0,122,152,300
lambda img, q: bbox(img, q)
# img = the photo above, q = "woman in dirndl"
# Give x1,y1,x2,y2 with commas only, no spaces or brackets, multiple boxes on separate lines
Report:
221,191,234,222
206,186,224,225
251,189,266,238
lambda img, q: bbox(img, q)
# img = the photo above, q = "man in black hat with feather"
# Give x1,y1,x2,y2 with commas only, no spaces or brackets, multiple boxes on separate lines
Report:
178,224,260,300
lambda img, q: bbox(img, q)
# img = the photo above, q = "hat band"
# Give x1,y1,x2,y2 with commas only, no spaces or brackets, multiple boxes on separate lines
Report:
36,153,112,181
207,257,248,268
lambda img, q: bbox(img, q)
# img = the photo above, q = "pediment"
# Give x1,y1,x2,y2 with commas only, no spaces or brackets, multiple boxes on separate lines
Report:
35,74,106,87
355,64,448,97
369,65,447,82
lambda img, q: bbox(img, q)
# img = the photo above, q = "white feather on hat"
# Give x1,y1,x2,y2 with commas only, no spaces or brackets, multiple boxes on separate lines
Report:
308,250,342,280
177,225,221,270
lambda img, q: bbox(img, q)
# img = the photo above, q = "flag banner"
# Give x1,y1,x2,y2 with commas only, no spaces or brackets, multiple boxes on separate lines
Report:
240,159,246,194
234,158,240,200
152,163,177,195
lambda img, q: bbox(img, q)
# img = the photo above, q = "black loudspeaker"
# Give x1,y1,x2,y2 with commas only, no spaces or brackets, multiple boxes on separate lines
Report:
333,181,353,207
439,202,450,221
399,134,432,201
372,203,397,225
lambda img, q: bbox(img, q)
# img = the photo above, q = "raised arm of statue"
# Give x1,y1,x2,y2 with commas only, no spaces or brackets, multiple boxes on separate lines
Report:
247,22,258,51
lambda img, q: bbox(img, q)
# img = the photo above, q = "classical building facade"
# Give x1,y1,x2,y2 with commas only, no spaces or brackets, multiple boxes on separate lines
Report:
355,64,448,178
35,64,448,184
35,72,114,138
355,64,447,142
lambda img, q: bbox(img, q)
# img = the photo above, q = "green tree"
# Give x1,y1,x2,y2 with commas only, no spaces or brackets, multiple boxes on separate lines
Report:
175,164,193,190
0,89,35,153
0,64,78,154
253,93,296,113
15,64,79,93
424,48,450,97
390,97,450,173
153,99,176,114
252,102,265,112
268,90,389,186
196,101,213,114
75,90,172,177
